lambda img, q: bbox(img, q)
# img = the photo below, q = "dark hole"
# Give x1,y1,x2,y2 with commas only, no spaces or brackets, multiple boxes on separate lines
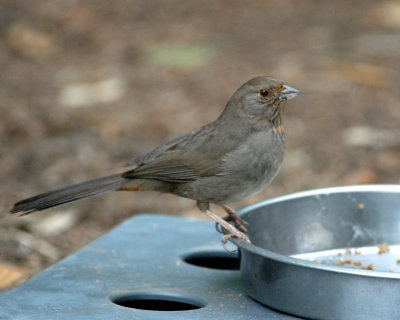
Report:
111,291,206,311
115,298,200,311
182,250,240,270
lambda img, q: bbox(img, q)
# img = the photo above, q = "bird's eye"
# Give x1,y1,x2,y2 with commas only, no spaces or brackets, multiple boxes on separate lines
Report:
259,89,269,97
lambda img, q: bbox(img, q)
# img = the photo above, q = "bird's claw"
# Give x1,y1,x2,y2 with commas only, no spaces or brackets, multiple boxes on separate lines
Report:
221,205,249,233
206,209,251,251
221,230,251,251
216,215,248,233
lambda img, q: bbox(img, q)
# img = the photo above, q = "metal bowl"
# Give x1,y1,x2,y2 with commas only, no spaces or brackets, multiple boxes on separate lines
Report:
232,185,400,320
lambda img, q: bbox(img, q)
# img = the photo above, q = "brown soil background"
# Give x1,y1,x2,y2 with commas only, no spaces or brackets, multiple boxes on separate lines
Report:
1,1,400,289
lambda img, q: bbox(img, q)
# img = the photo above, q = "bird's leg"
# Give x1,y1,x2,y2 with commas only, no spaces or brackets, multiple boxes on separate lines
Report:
220,205,249,233
205,209,250,248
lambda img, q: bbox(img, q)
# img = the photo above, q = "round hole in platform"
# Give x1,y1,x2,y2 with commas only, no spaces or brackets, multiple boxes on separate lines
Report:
110,291,206,311
182,250,240,270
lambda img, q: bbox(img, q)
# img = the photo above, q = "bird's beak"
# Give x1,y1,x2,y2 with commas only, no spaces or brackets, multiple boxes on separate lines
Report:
279,85,300,101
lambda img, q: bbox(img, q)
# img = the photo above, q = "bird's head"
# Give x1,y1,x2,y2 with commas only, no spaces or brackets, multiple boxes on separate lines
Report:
223,76,299,130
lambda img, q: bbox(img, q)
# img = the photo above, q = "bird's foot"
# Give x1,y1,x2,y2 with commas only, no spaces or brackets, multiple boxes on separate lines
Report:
221,205,249,232
206,209,251,250
215,205,249,234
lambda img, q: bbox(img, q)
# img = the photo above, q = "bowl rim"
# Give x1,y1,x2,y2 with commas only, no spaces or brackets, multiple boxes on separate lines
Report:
232,184,400,279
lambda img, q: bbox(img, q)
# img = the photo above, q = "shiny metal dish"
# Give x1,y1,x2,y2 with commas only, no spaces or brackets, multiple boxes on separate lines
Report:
232,185,400,320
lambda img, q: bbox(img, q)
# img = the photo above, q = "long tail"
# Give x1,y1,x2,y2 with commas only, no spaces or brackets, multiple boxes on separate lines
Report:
10,174,126,215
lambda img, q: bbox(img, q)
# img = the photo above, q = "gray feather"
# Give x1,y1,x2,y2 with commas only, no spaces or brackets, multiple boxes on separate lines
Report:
10,174,125,215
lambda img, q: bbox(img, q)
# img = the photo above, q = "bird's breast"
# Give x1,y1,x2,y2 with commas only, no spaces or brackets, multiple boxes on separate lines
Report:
172,129,285,204
220,130,285,201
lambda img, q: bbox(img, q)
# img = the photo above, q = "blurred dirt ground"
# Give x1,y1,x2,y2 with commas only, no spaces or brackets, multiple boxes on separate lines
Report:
1,0,400,289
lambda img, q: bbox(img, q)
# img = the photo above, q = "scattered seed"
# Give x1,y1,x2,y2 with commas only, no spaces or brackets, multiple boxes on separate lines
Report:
337,260,345,266
377,243,390,254
361,264,374,270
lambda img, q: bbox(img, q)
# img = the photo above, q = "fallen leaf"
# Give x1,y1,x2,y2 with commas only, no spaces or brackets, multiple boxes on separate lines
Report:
0,263,28,290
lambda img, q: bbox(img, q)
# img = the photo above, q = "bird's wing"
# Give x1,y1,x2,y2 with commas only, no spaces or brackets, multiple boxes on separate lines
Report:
122,122,236,183
124,131,195,167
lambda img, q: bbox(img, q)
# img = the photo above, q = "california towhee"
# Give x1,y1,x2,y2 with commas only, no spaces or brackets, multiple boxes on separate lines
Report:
11,76,299,244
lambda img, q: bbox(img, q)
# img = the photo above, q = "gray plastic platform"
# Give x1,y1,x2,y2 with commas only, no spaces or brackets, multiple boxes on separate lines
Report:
0,214,299,319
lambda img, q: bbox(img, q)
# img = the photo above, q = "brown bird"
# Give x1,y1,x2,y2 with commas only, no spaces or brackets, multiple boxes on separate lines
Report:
10,76,299,244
